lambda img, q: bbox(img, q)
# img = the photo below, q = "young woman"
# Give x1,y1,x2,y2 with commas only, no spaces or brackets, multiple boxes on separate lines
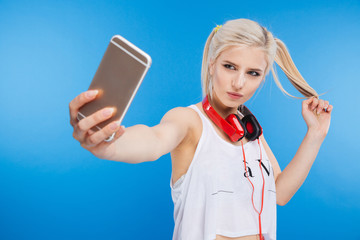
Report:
69,19,333,240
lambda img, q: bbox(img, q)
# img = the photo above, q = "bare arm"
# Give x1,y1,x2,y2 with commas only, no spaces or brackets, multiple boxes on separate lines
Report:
110,108,191,163
70,90,191,164
275,130,325,205
261,97,333,206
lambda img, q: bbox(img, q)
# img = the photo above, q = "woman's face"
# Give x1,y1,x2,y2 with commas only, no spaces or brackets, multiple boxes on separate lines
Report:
209,45,268,110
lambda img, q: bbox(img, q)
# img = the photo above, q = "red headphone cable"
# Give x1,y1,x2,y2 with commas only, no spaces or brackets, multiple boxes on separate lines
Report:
241,139,265,240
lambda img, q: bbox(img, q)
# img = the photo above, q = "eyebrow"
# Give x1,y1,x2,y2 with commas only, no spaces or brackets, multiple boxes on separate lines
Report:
223,60,264,72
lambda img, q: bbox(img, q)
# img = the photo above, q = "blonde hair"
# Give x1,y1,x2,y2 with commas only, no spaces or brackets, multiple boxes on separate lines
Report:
201,19,322,100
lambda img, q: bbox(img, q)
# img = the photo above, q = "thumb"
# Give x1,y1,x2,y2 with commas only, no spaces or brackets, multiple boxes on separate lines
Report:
302,96,316,108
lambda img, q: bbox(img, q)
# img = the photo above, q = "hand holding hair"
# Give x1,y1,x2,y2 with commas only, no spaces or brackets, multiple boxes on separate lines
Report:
301,96,333,138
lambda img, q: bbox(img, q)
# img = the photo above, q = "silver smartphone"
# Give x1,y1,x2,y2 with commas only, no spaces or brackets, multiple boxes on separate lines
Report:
77,35,152,141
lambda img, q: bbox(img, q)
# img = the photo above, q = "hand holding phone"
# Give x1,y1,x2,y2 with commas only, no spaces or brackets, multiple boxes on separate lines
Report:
69,89,127,159
70,35,151,157
76,35,151,142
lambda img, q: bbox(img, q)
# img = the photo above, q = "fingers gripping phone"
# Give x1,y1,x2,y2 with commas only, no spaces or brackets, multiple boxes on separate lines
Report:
77,35,152,142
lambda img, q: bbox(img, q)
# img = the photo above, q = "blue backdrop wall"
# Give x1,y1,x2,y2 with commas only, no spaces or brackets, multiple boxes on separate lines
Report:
0,0,359,239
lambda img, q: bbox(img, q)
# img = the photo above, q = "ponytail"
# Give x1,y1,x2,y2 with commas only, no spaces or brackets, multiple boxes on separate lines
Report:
271,38,322,99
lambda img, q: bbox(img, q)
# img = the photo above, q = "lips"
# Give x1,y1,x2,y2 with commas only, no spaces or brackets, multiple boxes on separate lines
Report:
227,92,243,99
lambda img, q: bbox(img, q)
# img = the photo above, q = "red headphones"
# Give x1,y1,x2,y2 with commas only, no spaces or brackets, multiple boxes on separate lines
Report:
202,95,265,240
202,95,263,142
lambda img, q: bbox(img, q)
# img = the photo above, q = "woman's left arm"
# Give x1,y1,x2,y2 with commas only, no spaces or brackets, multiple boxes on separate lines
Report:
261,97,333,206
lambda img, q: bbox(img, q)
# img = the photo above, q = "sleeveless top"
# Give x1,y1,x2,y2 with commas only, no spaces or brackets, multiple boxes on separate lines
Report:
170,105,277,240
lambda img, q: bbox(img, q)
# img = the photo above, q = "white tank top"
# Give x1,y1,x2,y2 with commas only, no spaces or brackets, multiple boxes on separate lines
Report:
170,105,277,240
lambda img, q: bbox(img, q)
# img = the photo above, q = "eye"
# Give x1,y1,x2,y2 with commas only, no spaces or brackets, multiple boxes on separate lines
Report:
248,71,260,77
223,64,236,70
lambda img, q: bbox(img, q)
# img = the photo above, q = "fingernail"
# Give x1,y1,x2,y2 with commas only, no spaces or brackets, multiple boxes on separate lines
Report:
103,108,114,117
110,122,119,130
86,90,98,98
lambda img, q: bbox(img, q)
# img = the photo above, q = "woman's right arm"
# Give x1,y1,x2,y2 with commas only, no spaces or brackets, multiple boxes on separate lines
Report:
69,90,190,164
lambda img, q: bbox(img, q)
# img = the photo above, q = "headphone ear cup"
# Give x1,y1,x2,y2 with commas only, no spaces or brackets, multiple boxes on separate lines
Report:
225,114,246,141
242,115,262,141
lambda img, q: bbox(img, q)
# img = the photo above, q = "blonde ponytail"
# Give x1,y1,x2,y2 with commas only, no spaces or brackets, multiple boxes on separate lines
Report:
271,38,321,99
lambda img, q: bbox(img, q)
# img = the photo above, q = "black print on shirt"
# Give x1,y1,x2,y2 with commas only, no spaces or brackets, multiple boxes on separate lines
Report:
243,163,254,178
211,190,234,195
257,159,270,176
243,158,272,178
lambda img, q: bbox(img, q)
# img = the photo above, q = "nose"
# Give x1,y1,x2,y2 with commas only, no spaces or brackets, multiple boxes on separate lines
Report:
232,73,246,89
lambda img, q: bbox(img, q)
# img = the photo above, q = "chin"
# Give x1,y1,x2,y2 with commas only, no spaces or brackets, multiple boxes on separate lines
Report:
223,97,243,108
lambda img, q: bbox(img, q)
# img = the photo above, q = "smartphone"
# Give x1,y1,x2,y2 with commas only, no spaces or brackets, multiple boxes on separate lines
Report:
77,35,152,141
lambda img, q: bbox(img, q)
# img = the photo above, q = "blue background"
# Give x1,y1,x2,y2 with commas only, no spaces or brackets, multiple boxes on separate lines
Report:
0,0,359,239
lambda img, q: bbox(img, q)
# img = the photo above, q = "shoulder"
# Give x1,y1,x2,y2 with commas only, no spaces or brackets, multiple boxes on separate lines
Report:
159,104,203,146
161,105,197,119
160,104,202,131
